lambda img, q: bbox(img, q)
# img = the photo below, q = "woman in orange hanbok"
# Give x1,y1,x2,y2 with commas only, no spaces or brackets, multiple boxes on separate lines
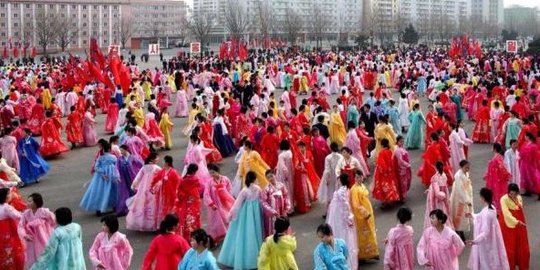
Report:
372,138,400,207
40,110,69,157
293,141,320,214
65,106,84,148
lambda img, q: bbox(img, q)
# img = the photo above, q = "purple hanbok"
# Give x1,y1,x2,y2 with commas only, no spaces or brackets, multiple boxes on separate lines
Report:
116,154,143,215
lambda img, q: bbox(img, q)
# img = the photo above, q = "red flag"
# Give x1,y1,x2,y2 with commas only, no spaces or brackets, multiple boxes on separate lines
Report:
119,64,131,95
2,47,7,59
109,56,121,85
13,47,19,58
239,41,248,61
87,58,104,83
31,47,36,58
90,38,106,68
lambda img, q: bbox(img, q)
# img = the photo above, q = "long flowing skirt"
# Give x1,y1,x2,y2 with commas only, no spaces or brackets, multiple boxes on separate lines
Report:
80,174,117,212
213,124,237,157
472,119,490,143
126,187,159,231
218,200,263,270
19,155,49,184
404,122,424,149
0,219,25,270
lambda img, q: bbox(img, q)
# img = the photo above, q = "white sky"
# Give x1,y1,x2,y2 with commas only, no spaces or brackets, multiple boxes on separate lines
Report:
505,0,540,8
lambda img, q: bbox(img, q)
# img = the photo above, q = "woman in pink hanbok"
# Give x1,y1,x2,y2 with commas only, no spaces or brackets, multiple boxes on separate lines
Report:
126,153,162,231
174,89,188,118
466,188,509,270
393,136,412,200
89,215,133,270
326,174,359,270
449,121,472,174
384,207,414,270
345,122,369,177
423,162,454,229
83,107,98,147
0,129,19,172
18,193,55,268
202,164,235,243
184,135,212,191
417,209,464,270
484,143,512,212
518,132,540,196
261,170,291,238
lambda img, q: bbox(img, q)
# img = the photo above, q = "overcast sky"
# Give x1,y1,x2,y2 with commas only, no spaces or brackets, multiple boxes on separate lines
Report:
184,0,540,9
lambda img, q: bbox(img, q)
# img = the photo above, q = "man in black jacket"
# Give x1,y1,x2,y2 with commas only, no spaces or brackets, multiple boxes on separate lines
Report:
312,114,330,139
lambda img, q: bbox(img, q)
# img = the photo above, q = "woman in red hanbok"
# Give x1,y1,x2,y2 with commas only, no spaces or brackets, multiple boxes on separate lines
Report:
104,98,119,134
424,105,438,146
151,156,182,225
0,188,25,270
312,128,331,178
471,100,491,143
499,184,530,270
27,99,46,136
195,116,223,163
417,133,453,187
372,139,401,206
293,142,319,214
484,143,512,213
65,106,84,148
175,163,201,241
260,126,280,169
40,110,69,157
518,132,540,196
234,107,251,146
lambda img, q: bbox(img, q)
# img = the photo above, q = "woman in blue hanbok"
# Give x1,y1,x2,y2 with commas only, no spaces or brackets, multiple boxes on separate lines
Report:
115,145,143,216
218,171,263,269
416,76,427,96
387,100,401,136
30,207,86,270
212,109,237,157
313,223,350,270
347,102,359,127
451,91,464,122
404,104,426,150
178,229,219,270
17,128,49,185
503,111,522,148
80,142,119,214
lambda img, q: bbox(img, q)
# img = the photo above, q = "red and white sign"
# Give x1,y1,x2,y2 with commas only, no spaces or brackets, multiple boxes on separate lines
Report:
190,42,201,54
506,40,517,53
148,43,160,55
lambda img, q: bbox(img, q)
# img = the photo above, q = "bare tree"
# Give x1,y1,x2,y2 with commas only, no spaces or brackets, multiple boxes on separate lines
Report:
222,0,249,40
34,10,57,56
185,11,214,51
116,16,135,49
146,23,164,43
54,13,79,52
256,1,273,40
282,8,303,46
311,4,328,48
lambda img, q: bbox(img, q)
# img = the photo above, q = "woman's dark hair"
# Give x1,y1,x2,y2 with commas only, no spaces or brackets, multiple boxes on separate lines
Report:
493,143,504,155
191,229,213,248
525,132,535,142
207,163,220,173
101,214,119,234
273,216,290,243
508,183,520,194
189,134,201,144
435,161,444,174
396,135,404,143
159,214,179,234
339,173,350,187
29,193,44,208
145,152,158,164
381,138,390,148
429,209,447,224
316,223,333,236
244,140,253,150
330,142,339,152
0,188,9,204
354,169,364,178
164,155,173,167
347,121,356,130
101,141,111,152
479,188,494,210
430,132,439,141
55,207,73,226
459,160,469,168
397,207,412,224
341,146,352,155
109,135,119,144
186,163,199,175
279,140,290,151
245,171,257,187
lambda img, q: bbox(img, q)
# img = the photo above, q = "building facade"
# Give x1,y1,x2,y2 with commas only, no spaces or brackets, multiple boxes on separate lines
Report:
504,5,539,37
0,0,188,52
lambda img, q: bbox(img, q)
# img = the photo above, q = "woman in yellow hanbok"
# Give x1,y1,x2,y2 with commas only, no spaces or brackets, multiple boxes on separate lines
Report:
350,170,379,260
132,102,145,127
41,88,53,109
142,79,152,101
238,141,270,188
167,74,177,93
257,217,298,270
373,116,396,157
328,105,347,147
159,107,174,149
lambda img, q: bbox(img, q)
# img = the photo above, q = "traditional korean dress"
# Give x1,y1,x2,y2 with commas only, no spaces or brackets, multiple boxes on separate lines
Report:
498,194,530,270
104,102,119,134
329,111,347,147
159,112,174,149
212,116,236,157
449,169,473,232
313,238,350,270
261,181,291,237
126,163,162,231
17,136,50,184
318,152,343,205
424,173,454,229
115,154,143,216
416,226,464,270
373,148,401,203
404,110,426,149
30,223,86,270
19,207,55,268
66,111,84,145
484,154,511,213
39,118,69,157
218,184,263,270
174,174,201,241
179,249,220,270
0,134,19,172
393,146,412,200
0,203,24,270
89,231,133,270
151,167,182,224
203,175,235,242
257,235,299,270
518,141,540,194
383,224,414,270
82,111,98,147
142,232,190,270
174,89,189,118
471,106,490,143
80,152,119,213
350,182,379,260
238,150,270,188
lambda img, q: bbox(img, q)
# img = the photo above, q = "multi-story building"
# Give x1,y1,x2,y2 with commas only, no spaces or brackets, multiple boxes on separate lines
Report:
504,5,539,37
0,0,188,52
471,0,504,26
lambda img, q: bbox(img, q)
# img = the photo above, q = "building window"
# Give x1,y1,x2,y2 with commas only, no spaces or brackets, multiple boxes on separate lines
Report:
103,5,107,9
0,4,4,8
72,5,76,9
104,39,108,44
26,13,31,18
61,4,65,8
83,40,87,45
83,31,87,35
14,22,18,27
0,33,5,37
13,4,19,8
83,5,87,9
13,13,18,18
94,5,98,10
0,14,4,18
49,4,54,8
83,23,87,27
83,14,87,18
25,4,30,8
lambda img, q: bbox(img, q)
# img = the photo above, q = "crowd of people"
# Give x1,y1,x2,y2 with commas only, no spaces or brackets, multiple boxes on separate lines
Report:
0,44,539,270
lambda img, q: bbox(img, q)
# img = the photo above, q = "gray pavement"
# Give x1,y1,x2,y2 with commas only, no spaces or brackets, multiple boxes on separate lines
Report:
21,86,540,269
